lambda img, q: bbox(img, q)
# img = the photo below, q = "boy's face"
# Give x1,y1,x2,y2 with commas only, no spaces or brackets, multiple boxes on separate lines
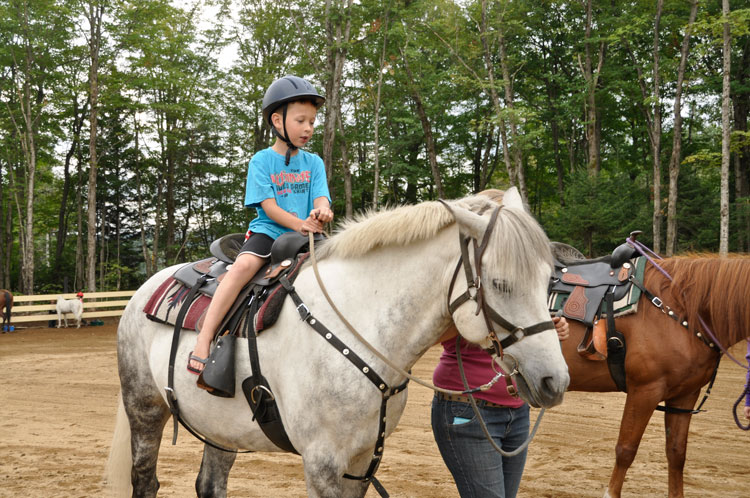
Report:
271,101,318,148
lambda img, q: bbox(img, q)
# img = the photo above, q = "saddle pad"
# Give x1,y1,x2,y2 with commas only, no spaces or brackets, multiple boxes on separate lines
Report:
144,276,211,331
548,256,646,319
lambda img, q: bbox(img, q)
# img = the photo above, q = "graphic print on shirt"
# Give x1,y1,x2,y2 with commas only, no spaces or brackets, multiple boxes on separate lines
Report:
270,169,312,198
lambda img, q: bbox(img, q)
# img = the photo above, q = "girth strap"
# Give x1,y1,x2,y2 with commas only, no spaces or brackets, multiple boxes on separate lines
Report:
242,298,298,454
604,289,627,392
165,273,252,453
656,355,721,415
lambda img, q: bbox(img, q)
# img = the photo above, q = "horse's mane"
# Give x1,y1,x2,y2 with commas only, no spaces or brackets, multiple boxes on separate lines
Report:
315,194,553,291
650,254,750,346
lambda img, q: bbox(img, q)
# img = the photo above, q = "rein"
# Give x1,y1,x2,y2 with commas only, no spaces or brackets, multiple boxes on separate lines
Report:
307,231,504,396
734,384,750,431
456,335,546,457
305,201,555,462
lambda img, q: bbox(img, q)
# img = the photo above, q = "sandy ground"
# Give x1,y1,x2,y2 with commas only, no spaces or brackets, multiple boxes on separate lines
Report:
1,322,748,497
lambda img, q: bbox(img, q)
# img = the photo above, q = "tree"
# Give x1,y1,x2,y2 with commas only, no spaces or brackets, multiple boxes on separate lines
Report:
623,0,664,253
720,0,731,256
85,0,103,291
665,0,699,256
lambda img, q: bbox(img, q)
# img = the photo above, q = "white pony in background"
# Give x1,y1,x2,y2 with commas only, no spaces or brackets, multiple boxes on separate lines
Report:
56,296,83,328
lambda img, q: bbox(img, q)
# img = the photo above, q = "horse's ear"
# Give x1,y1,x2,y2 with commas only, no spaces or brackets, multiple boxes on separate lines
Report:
451,206,490,240
502,186,524,210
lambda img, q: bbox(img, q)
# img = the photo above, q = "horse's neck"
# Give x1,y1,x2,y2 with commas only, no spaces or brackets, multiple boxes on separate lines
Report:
300,229,457,373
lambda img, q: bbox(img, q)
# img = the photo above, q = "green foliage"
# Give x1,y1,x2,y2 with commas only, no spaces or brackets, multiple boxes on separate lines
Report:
544,171,652,258
1,0,748,293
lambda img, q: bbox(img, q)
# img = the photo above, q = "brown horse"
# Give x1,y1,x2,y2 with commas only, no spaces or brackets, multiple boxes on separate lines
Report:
562,254,750,498
0,289,13,332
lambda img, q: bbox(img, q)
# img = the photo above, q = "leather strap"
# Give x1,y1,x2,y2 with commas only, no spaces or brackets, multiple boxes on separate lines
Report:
280,275,408,493
165,273,251,453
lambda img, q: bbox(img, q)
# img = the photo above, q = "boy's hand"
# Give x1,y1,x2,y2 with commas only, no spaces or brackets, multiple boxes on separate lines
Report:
552,315,569,341
310,207,333,224
744,405,750,420
299,215,324,236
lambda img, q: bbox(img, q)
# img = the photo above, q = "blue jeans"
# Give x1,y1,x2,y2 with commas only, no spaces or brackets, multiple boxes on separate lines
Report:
431,395,530,498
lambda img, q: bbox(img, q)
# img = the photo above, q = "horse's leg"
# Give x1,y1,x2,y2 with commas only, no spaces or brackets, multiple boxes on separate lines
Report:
120,365,172,497
303,452,370,498
663,391,700,498
605,387,662,498
195,445,236,498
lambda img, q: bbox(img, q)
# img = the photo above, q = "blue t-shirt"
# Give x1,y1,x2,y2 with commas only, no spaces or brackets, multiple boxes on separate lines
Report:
244,147,331,240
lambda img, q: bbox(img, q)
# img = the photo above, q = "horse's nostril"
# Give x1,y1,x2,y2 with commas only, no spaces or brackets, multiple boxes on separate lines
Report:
542,375,567,398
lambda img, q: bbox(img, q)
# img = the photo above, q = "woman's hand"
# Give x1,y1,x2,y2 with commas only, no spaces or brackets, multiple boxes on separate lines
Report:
552,315,569,341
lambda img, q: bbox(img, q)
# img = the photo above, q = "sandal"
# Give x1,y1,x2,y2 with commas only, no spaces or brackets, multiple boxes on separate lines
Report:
187,351,207,375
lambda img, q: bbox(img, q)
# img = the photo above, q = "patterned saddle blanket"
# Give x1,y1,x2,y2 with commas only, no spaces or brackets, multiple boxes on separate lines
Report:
143,232,321,334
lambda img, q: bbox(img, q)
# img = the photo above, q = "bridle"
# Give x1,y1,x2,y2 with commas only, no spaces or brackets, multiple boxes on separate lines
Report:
440,201,554,362
300,201,558,477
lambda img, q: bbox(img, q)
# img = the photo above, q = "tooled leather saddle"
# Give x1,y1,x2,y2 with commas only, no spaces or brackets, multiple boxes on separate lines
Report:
548,235,642,392
162,231,326,456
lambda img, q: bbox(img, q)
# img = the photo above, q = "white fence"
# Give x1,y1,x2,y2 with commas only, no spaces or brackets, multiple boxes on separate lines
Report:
8,291,135,324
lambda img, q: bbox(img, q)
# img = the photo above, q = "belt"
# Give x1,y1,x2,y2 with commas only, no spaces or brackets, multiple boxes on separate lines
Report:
436,392,507,409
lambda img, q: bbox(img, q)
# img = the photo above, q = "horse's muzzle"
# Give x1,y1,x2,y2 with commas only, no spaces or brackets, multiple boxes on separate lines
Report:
508,354,569,408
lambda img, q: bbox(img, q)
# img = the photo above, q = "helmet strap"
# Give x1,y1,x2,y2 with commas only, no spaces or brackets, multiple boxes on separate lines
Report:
271,104,298,165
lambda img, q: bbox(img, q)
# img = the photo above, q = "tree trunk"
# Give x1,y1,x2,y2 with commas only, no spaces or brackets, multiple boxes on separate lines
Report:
625,0,663,252
86,2,103,292
582,0,605,176
54,98,87,275
665,0,698,256
7,1,42,294
322,0,353,188
719,0,731,256
133,111,153,276
400,47,444,199
479,0,515,196
337,111,353,217
732,36,750,252
371,8,390,208
75,149,85,291
499,33,527,201
165,123,176,264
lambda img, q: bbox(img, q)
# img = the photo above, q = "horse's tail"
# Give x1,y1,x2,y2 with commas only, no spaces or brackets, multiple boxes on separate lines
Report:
103,393,132,497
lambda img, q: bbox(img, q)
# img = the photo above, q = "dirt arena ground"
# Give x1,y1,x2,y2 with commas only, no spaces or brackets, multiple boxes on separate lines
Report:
1,322,747,497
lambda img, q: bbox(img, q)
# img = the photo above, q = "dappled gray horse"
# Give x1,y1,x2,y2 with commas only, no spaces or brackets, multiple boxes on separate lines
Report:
106,188,569,498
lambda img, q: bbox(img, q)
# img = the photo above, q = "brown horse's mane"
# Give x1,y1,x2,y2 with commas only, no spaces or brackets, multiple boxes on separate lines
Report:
647,254,750,347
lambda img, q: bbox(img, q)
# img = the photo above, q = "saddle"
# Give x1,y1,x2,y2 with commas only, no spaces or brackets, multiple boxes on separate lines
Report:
162,231,325,456
145,232,325,330
548,236,643,392
549,252,636,327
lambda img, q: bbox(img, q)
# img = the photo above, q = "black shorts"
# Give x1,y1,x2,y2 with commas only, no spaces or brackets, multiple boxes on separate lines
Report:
238,232,274,259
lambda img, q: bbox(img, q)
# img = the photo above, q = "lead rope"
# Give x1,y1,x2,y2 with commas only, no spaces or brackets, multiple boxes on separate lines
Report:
733,340,750,430
307,232,505,396
455,335,546,457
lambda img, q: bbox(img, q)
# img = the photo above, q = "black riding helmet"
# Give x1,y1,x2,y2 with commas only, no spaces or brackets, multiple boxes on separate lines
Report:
262,76,325,164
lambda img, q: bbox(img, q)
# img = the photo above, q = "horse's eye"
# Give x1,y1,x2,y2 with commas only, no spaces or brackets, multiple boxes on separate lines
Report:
492,279,512,294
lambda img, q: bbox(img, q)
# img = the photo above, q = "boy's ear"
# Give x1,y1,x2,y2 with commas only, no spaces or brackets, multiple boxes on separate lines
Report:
270,111,282,130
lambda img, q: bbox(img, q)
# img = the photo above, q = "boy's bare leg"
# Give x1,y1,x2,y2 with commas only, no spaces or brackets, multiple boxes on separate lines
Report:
189,253,265,372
